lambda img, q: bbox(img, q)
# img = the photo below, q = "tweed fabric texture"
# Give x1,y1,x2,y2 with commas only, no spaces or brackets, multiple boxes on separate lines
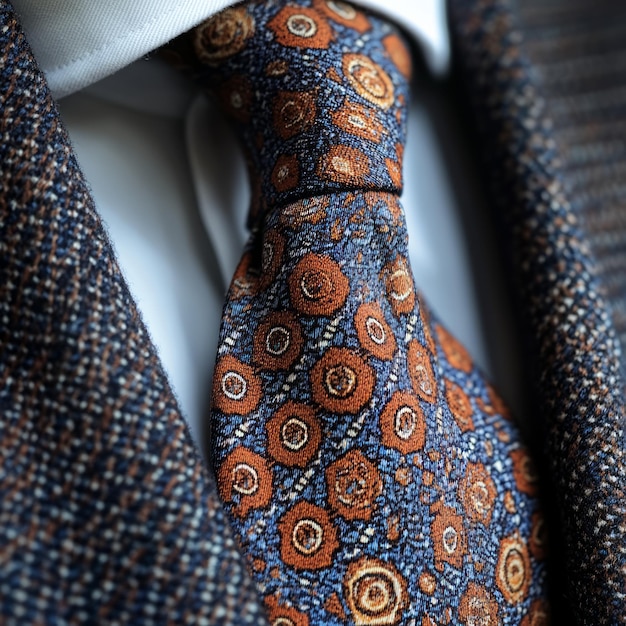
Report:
170,1,549,623
0,2,268,624
517,2,626,380
449,0,626,623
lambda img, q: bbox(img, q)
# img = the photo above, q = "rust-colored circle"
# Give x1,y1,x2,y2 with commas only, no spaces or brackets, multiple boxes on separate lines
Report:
289,253,350,316
355,302,396,360
325,449,382,520
271,154,300,192
436,324,473,373
496,535,531,605
194,7,255,65
311,347,375,414
383,256,415,317
317,144,371,185
253,310,303,370
264,596,310,626
343,53,395,109
458,462,497,526
445,380,475,433
383,33,412,79
266,402,322,468
273,90,317,139
212,355,261,415
430,505,467,571
344,557,408,625
268,6,333,49
407,340,437,404
217,446,272,517
510,448,539,496
459,583,499,626
313,0,371,32
380,391,426,454
278,501,339,569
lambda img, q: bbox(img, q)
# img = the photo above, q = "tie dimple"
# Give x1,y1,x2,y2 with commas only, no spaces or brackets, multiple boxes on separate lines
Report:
169,1,550,623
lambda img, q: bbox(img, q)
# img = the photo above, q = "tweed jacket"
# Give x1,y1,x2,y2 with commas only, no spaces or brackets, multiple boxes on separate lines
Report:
2,0,626,624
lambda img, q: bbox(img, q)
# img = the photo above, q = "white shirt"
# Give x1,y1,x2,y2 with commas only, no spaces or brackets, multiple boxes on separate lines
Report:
13,1,523,449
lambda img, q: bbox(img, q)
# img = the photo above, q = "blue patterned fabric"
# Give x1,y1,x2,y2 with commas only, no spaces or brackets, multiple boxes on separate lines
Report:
169,1,550,623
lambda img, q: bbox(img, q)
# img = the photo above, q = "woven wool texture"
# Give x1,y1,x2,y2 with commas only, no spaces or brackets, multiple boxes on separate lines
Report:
0,2,267,624
449,0,626,623
168,1,550,623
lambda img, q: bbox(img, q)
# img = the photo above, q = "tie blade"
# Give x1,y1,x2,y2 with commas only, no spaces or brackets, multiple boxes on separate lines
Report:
212,186,549,623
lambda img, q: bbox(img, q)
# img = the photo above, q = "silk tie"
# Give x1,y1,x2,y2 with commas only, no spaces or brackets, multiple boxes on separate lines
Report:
166,1,551,623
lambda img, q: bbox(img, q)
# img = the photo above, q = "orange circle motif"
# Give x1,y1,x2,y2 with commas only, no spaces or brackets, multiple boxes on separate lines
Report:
331,100,383,143
343,557,408,625
266,401,322,467
194,7,255,65
325,449,382,520
288,253,349,316
407,340,437,404
382,257,415,317
379,391,426,454
342,53,395,109
230,252,257,299
445,380,475,433
495,534,532,604
419,572,437,596
268,6,333,49
419,304,437,355
218,75,253,122
217,446,272,517
313,0,371,33
458,462,497,526
520,599,550,626
529,511,547,561
355,302,396,360
436,324,473,373
383,33,412,79
318,145,371,185
311,347,375,414
510,448,539,496
212,355,262,415
265,59,289,77
264,595,310,626
258,230,286,291
273,90,317,139
430,504,467,571
271,154,300,192
278,501,339,570
477,382,512,420
385,157,402,188
458,583,498,625
281,197,329,229
253,310,303,370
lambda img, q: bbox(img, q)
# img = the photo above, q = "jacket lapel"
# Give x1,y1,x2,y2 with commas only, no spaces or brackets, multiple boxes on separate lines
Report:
0,2,266,623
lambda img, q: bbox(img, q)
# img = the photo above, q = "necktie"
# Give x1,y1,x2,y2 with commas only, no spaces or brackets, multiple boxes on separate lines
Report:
167,1,550,623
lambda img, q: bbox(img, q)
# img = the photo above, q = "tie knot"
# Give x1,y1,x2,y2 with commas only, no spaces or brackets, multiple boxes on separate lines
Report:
171,0,412,220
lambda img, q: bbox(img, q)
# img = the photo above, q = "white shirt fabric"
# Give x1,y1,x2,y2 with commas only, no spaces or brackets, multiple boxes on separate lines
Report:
14,1,523,450
15,0,449,98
